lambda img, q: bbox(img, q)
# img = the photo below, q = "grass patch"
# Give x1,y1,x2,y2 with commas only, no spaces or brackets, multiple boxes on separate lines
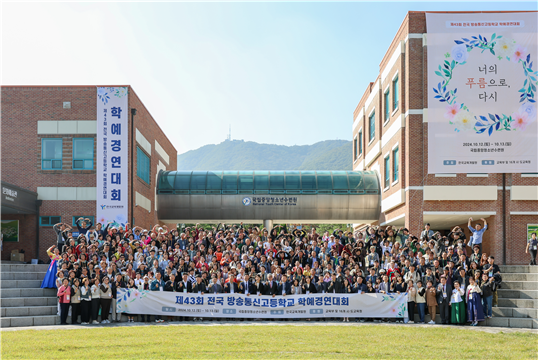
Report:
2,325,536,360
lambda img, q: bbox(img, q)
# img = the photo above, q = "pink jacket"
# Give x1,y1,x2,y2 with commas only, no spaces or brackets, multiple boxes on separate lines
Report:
57,285,71,304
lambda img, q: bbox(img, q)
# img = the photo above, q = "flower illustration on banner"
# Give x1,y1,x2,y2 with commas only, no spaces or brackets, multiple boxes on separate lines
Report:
453,110,475,131
451,44,469,63
444,104,460,120
114,88,127,98
495,38,515,58
97,87,110,105
511,111,531,131
519,102,536,120
433,33,537,136
512,45,528,63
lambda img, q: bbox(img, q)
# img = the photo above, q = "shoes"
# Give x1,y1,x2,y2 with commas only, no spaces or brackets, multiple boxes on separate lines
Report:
494,305,498,307
81,322,88,325
160,319,165,323
92,320,99,325
408,321,414,324
428,320,435,324
199,318,203,322
360,319,365,323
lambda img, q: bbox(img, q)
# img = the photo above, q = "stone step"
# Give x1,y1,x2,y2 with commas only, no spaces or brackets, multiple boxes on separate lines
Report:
497,298,537,308
497,289,538,299
0,288,57,298
492,307,538,319
501,281,538,290
0,272,47,281
500,273,538,282
499,265,538,273
0,296,57,307
0,280,44,289
0,315,60,328
0,264,50,273
1,305,57,317
484,316,538,329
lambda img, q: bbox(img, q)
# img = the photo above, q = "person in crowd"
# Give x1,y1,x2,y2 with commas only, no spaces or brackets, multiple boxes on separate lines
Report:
415,280,426,324
436,276,452,325
450,280,466,325
90,278,101,324
70,278,81,324
467,217,487,256
526,232,538,266
425,280,438,324
57,278,71,325
40,221,503,325
99,276,113,324
80,278,92,325
480,273,494,319
466,277,484,326
406,280,416,324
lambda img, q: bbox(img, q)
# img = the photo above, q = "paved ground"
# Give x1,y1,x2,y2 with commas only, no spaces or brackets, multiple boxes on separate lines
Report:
2,320,536,334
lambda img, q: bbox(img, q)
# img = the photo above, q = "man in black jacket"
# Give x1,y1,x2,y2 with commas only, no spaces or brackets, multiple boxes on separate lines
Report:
264,274,278,297
224,274,239,294
277,274,291,296
436,276,452,324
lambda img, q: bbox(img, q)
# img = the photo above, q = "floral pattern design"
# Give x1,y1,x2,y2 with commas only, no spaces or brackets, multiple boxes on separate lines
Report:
433,33,537,135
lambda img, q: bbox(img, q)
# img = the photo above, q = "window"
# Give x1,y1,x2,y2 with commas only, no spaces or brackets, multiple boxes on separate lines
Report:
393,147,399,182
137,146,150,184
40,216,61,226
359,130,363,155
73,216,94,226
41,138,62,170
369,112,375,142
384,155,390,189
354,137,358,160
72,138,94,170
393,76,399,111
384,90,390,121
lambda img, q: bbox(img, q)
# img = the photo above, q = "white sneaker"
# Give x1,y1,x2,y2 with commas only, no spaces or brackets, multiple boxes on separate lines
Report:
155,319,159,323
92,320,99,325
81,322,88,325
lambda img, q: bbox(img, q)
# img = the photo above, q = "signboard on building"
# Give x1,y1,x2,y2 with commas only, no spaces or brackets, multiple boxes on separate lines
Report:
1,220,19,242
427,12,538,173
96,87,129,227
528,224,538,240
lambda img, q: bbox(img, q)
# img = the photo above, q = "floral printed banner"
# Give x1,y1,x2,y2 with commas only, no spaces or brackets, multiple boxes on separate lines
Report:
116,289,408,319
426,12,538,173
96,87,129,227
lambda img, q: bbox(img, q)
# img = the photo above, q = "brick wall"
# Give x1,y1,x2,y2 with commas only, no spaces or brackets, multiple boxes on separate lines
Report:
1,86,177,261
351,11,538,265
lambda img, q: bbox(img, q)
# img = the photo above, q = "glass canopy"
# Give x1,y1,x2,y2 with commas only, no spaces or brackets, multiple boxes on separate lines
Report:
157,171,379,195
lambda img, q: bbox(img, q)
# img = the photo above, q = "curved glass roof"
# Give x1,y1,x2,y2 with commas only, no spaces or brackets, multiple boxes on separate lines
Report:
157,171,380,195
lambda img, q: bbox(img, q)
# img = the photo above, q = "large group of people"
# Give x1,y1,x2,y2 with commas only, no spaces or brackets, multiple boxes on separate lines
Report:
42,216,506,326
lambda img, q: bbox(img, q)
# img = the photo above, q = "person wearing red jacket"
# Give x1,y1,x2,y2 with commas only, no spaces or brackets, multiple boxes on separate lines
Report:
57,278,72,325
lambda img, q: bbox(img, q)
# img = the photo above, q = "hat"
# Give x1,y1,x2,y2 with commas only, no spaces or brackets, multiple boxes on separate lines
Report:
196,274,202,278
143,275,149,279
379,269,386,274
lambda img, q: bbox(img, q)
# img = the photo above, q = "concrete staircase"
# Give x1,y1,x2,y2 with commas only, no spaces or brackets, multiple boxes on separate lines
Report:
487,265,538,329
1,262,60,327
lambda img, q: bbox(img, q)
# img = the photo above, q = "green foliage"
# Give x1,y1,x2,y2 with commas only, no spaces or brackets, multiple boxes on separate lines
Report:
177,140,352,171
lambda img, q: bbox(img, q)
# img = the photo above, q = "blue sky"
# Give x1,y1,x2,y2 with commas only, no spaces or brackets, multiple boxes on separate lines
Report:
2,1,537,154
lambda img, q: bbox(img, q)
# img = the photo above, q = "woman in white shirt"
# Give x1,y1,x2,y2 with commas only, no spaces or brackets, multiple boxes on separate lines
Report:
415,280,426,324
450,280,466,325
79,278,92,324
465,277,484,326
406,280,416,324
90,279,101,324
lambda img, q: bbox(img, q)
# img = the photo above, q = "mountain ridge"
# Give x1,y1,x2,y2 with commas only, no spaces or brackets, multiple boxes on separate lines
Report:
176,139,352,170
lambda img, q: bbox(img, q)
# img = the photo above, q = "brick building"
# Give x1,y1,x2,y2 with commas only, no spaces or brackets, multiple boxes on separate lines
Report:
1,86,177,262
351,11,538,265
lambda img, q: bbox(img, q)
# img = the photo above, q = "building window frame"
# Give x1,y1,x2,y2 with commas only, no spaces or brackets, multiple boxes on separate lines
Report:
137,146,151,184
384,154,390,190
368,110,376,143
384,87,390,124
72,138,94,170
353,137,358,161
358,128,363,157
392,74,399,112
40,216,61,226
41,138,63,170
392,146,399,184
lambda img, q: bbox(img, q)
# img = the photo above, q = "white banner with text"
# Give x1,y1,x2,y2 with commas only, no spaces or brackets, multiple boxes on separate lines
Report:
116,289,409,319
427,12,538,173
96,87,129,227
